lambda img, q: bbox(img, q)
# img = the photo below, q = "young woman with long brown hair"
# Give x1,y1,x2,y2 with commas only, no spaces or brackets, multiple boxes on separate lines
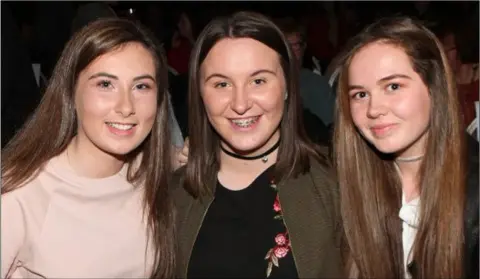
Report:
333,17,478,279
1,18,174,278
171,11,345,278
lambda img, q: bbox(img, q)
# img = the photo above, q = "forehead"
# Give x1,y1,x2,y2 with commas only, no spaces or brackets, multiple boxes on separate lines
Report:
201,38,281,76
83,42,155,75
348,42,414,84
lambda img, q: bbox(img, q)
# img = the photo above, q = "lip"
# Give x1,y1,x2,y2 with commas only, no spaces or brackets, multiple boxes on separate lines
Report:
370,123,398,137
105,122,137,136
229,115,261,131
227,115,261,120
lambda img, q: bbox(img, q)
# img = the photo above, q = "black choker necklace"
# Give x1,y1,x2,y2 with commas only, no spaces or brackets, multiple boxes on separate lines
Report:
220,140,280,163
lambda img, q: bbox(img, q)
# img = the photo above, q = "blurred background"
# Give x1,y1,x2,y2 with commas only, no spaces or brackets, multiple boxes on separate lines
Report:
2,1,479,146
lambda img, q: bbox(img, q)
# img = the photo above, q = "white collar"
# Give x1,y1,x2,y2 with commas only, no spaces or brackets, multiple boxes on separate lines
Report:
399,194,420,228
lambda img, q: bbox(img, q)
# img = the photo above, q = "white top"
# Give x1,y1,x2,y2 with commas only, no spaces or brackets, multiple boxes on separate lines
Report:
1,153,154,278
399,194,420,279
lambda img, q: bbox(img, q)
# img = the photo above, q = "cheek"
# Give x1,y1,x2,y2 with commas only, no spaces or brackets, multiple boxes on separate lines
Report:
76,92,113,123
136,95,158,121
202,92,230,117
349,102,366,128
394,88,430,121
254,86,285,114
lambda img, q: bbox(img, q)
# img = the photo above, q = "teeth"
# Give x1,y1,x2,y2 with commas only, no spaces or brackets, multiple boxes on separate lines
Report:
107,122,134,130
231,117,258,128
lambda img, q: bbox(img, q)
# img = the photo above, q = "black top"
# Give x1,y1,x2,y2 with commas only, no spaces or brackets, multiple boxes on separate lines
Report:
187,165,299,278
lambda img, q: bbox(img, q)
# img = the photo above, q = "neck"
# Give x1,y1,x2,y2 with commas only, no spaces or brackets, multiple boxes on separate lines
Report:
220,148,277,175
395,157,422,202
67,136,125,178
219,132,280,174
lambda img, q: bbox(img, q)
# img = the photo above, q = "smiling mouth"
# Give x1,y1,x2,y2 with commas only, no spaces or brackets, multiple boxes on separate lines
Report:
106,122,137,131
230,116,260,128
370,124,397,136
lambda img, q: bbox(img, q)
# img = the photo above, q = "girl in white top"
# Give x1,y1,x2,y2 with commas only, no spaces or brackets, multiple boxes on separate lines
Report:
333,17,476,278
1,18,174,278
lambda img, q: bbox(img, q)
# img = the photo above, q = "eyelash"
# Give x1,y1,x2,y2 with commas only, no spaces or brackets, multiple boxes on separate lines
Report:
96,80,152,91
351,91,368,100
214,82,229,88
213,78,266,89
387,83,401,91
135,83,151,90
253,78,266,85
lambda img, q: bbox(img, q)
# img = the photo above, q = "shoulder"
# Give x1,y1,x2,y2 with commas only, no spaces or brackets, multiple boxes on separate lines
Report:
308,155,337,191
2,170,53,236
2,170,52,209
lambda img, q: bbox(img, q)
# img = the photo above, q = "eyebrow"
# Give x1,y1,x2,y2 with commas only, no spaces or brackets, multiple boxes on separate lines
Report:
348,74,412,91
88,72,155,82
204,69,277,83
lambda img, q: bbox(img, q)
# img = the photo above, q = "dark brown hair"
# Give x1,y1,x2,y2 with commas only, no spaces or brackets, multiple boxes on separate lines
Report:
184,11,325,198
2,18,175,278
333,17,466,278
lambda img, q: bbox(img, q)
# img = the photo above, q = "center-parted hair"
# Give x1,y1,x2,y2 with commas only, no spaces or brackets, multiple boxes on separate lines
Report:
183,11,326,198
2,18,175,279
333,17,466,279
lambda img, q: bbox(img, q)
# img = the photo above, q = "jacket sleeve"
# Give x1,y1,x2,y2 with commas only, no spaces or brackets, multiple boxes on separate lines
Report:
1,192,27,278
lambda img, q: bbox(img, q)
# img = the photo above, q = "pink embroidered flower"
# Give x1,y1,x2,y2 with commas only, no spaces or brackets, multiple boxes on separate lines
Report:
265,178,291,278
274,233,288,246
273,246,289,258
273,195,281,212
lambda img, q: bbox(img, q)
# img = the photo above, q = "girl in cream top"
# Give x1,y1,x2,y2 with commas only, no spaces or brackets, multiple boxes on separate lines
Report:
1,153,154,278
2,18,175,278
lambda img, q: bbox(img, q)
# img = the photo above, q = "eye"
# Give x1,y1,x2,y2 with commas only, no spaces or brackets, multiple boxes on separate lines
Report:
135,83,152,90
214,81,229,88
252,78,266,85
387,83,400,91
97,80,112,89
351,91,368,100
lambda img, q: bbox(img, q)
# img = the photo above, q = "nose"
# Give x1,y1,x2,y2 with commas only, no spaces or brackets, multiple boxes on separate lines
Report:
230,87,252,115
366,94,388,119
115,90,135,117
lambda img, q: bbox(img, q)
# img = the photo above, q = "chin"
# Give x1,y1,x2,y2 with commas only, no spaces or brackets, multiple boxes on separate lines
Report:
363,136,402,155
229,142,261,154
224,137,267,154
100,141,143,157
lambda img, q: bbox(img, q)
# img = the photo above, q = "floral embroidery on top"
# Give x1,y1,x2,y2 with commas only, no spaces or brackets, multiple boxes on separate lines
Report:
264,177,292,278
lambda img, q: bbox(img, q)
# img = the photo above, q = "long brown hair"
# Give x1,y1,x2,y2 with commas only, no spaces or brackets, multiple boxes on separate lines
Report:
184,11,326,198
2,18,175,278
333,17,466,278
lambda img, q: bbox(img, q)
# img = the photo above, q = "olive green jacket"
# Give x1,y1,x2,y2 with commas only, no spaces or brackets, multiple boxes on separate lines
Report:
172,158,345,278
